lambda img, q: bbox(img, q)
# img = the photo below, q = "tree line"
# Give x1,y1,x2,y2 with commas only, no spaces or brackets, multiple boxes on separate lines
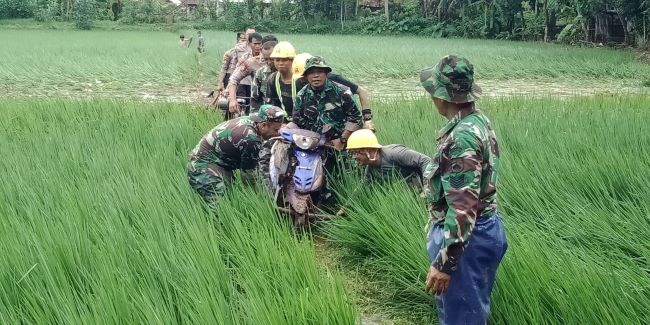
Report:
1,0,648,47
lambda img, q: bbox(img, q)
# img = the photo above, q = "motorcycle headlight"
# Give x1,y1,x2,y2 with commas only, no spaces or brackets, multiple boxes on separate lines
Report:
292,134,319,150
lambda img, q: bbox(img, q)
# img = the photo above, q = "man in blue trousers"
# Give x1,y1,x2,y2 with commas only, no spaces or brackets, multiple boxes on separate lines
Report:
420,55,508,325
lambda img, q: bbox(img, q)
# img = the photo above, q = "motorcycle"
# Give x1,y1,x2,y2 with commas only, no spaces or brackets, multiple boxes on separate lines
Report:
268,127,335,228
215,95,250,120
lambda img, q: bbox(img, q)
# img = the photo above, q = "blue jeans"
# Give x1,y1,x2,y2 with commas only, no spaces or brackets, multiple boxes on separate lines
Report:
427,213,508,325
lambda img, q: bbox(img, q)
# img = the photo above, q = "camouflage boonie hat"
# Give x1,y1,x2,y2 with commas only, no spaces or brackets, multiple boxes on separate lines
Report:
420,55,482,104
303,56,332,76
250,104,287,123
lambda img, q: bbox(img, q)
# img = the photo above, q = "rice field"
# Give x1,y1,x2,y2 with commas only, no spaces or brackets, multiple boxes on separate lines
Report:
1,28,649,99
1,26,649,324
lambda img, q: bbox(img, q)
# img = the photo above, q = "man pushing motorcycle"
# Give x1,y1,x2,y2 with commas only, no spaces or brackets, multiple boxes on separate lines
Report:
288,56,363,149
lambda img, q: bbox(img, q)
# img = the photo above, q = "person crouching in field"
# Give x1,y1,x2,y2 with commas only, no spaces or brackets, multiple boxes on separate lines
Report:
346,129,432,190
421,55,508,325
187,105,286,208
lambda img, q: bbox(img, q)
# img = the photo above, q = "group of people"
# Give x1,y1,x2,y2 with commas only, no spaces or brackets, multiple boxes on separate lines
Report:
188,27,508,325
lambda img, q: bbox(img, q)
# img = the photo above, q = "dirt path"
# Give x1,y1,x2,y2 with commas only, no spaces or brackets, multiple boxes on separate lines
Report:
3,77,646,103
367,78,648,100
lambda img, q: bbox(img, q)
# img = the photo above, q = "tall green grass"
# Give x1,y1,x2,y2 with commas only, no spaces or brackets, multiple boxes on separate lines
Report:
0,100,356,324
327,95,650,324
1,96,648,324
1,29,649,99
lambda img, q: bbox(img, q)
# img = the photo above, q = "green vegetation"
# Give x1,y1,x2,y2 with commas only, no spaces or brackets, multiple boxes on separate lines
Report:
1,29,649,100
2,0,649,47
0,22,648,324
0,99,356,324
0,95,647,323
327,95,650,323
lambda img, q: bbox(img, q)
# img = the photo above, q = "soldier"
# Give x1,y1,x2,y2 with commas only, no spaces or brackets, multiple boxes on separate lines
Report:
226,35,277,115
420,55,508,325
251,40,277,113
187,105,287,206
292,53,375,131
291,56,362,150
346,129,432,189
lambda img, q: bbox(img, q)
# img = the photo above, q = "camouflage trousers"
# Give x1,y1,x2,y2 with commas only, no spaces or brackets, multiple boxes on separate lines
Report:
187,161,233,206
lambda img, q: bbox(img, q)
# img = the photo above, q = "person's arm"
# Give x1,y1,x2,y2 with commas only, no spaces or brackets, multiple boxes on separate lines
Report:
217,50,233,93
434,129,483,274
239,133,263,183
391,146,433,178
355,86,375,131
340,89,362,141
257,139,275,190
227,59,254,113
328,74,374,131
251,68,266,111
291,92,306,129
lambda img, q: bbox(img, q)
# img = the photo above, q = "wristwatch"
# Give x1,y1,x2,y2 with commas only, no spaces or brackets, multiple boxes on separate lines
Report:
362,108,372,121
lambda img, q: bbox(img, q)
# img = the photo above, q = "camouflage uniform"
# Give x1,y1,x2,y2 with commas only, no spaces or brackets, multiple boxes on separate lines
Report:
421,55,507,325
364,144,432,189
292,57,362,140
252,65,274,112
187,105,286,205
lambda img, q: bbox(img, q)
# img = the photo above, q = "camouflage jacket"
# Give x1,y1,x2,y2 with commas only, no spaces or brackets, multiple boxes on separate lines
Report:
424,109,500,274
292,79,362,139
365,144,433,188
252,65,274,111
188,116,263,171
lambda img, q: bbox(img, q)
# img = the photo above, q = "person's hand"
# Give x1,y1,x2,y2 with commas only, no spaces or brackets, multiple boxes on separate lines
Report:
217,83,224,93
363,120,376,132
228,99,240,114
425,265,451,295
331,138,345,151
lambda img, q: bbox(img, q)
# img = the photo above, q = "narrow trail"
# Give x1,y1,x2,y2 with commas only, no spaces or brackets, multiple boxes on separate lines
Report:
4,76,647,102
312,234,398,325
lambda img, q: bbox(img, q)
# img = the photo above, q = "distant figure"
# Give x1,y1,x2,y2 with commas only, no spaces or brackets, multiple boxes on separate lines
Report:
237,32,247,44
179,35,192,48
197,31,205,53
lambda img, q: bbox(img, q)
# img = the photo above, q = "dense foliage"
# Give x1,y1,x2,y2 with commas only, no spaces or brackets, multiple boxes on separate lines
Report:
1,0,649,47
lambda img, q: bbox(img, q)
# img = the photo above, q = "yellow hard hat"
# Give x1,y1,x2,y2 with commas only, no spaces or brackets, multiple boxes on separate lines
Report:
270,41,296,59
292,52,313,79
346,129,382,150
